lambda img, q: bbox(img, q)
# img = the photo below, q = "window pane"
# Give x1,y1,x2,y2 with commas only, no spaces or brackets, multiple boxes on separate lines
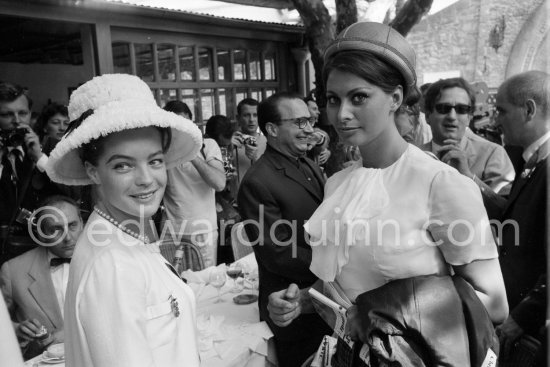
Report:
178,46,194,81
112,42,131,74
159,89,177,107
265,88,277,98
201,89,215,122
217,49,230,81
236,88,248,105
250,88,262,102
249,51,261,81
157,44,176,81
264,50,276,81
181,89,198,121
135,43,154,82
198,47,213,81
234,50,246,81
218,88,231,117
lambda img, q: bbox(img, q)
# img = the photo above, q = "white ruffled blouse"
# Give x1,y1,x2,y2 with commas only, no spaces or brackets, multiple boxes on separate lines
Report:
305,145,497,301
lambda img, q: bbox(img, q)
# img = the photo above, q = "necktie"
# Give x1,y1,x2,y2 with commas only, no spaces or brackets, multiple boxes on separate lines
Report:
50,257,71,267
11,149,24,180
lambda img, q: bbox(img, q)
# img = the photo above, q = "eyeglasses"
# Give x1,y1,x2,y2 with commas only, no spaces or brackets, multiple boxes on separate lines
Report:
434,103,472,115
277,116,316,129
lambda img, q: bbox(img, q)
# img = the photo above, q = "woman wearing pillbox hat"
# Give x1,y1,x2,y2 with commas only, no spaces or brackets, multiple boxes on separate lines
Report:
46,74,202,367
269,22,508,365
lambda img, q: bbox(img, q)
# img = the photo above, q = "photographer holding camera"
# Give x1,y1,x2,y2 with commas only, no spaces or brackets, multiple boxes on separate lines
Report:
231,98,267,187
0,82,57,260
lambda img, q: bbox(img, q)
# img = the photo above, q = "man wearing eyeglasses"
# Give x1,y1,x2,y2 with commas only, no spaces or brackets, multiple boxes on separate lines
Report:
237,92,331,367
421,77,514,200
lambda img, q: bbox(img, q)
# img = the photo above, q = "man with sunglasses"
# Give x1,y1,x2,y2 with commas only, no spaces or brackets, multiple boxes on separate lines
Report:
237,92,331,367
421,77,514,201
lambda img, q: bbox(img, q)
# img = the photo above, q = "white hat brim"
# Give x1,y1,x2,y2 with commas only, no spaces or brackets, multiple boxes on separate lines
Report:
45,99,203,186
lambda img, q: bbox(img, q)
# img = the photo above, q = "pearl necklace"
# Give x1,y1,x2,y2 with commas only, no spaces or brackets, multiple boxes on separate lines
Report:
93,207,150,244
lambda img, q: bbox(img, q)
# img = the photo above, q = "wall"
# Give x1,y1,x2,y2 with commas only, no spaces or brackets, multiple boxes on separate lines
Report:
0,62,94,112
408,0,546,88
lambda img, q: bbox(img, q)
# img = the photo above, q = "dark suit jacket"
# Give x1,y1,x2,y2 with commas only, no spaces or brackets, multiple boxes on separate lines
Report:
0,247,64,356
499,155,547,337
238,145,331,341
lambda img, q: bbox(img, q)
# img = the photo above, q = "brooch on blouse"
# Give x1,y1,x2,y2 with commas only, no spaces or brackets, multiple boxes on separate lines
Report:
169,294,180,318
520,166,537,179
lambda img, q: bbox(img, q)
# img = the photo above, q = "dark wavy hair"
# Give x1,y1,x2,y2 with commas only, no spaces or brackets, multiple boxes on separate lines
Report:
35,102,68,140
323,49,420,106
0,81,33,109
205,115,234,144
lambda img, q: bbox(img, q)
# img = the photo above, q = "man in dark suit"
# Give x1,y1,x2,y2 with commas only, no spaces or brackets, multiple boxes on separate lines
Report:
493,70,548,364
238,92,331,367
0,195,83,359
0,82,58,263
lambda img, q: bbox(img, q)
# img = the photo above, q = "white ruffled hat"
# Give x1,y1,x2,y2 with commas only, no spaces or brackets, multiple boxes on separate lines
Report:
46,74,203,185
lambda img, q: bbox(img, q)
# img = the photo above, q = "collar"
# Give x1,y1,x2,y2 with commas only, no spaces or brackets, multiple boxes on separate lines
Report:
47,251,68,263
7,146,24,156
267,143,305,167
522,131,550,163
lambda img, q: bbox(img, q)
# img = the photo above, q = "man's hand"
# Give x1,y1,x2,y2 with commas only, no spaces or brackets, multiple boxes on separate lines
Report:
267,283,302,327
438,139,472,177
317,149,331,165
496,316,524,361
16,318,46,342
244,143,258,161
22,127,43,163
344,305,368,343
231,132,244,148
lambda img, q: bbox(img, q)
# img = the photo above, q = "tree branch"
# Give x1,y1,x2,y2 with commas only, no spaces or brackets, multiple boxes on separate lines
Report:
390,0,434,36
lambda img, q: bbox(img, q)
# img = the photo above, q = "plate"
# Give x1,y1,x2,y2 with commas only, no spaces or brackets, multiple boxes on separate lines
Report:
233,294,258,305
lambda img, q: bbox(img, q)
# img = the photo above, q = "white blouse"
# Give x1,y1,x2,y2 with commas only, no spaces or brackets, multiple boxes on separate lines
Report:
305,145,497,301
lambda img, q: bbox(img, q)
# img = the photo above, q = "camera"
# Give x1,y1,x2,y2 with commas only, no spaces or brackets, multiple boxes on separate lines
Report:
241,134,257,147
0,127,27,147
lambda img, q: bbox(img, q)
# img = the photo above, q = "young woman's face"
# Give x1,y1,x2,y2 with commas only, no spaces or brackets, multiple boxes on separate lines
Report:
326,69,400,147
85,127,167,222
44,113,70,139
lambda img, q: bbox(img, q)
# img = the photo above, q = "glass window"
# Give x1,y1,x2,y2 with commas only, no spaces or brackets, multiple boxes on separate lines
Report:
234,50,246,81
201,88,215,122
236,88,248,105
159,89,177,107
218,88,232,117
198,47,213,81
264,50,276,81
181,89,198,121
250,88,262,102
249,51,261,81
179,46,194,81
157,44,176,81
265,88,277,98
135,43,154,82
217,49,230,81
112,42,132,74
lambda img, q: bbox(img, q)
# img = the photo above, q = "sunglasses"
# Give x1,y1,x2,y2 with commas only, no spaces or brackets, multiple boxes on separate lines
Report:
434,103,472,115
277,116,316,129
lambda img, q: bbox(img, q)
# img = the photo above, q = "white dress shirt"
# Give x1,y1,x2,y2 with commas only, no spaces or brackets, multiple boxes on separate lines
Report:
47,252,70,316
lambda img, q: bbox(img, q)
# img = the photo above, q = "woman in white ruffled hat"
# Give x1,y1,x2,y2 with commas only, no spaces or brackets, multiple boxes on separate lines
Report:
46,74,203,367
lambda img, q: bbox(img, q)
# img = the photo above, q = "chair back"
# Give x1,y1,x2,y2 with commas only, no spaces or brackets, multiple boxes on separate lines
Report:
230,222,254,260
160,239,205,271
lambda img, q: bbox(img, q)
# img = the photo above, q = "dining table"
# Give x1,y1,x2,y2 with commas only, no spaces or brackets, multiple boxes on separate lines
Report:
24,255,276,367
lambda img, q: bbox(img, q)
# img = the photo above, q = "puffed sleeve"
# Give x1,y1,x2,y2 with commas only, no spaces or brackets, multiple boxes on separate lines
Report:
78,248,155,367
427,169,498,265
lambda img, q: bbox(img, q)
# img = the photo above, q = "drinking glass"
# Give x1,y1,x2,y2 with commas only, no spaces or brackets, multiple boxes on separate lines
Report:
226,263,243,293
209,267,227,303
